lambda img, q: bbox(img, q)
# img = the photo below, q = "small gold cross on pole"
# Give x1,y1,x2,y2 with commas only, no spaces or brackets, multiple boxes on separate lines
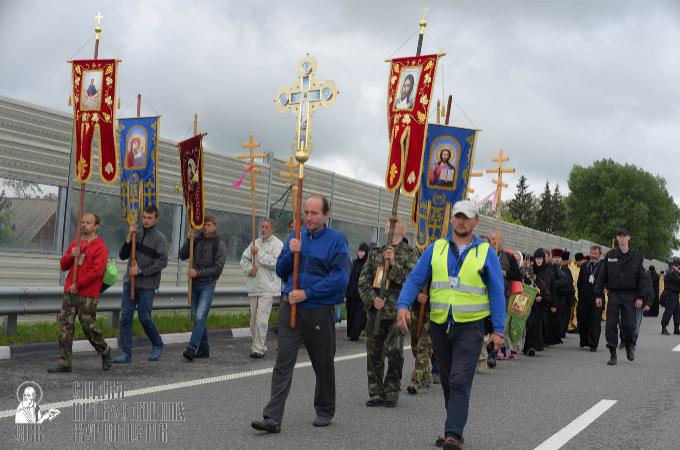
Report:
94,12,103,38
279,156,301,211
236,135,268,264
485,148,515,245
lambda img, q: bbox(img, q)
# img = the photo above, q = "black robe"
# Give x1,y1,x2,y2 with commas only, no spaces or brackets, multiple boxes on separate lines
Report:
576,260,603,349
524,263,553,353
346,256,367,340
646,270,660,317
545,263,569,345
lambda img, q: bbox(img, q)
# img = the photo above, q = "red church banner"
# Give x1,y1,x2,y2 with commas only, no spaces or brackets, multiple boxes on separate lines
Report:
70,59,119,183
178,135,205,229
384,54,440,195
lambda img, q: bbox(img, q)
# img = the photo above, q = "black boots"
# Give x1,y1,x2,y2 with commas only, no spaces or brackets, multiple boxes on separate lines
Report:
662,325,670,335
674,326,680,335
625,344,635,361
607,347,617,365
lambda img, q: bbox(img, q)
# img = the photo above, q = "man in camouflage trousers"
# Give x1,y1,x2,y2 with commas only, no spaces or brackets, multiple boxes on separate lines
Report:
407,291,433,395
48,212,112,373
359,217,418,407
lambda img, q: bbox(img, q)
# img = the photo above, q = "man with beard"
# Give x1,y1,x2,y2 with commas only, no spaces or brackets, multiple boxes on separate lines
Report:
577,245,604,351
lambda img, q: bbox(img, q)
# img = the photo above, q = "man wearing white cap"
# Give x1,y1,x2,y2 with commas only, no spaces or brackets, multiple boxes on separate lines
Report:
396,200,506,450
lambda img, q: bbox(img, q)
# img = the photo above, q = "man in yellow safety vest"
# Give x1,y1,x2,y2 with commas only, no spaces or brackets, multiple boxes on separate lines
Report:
396,200,506,450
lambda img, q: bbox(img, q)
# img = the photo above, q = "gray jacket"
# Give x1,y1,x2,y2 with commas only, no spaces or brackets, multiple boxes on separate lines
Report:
179,232,227,285
119,226,168,290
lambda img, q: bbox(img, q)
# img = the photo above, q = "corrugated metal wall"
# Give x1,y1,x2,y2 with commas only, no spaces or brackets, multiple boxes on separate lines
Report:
0,95,666,288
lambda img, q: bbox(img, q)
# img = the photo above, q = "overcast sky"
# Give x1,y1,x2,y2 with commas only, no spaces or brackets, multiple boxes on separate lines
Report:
1,0,679,202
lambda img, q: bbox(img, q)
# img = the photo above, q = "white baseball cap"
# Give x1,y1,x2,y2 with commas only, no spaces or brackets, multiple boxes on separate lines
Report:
451,200,478,219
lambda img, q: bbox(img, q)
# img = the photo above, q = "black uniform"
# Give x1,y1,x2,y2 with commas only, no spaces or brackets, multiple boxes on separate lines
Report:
661,268,680,332
594,247,647,349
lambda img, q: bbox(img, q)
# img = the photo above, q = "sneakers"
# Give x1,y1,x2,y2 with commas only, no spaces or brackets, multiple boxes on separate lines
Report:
251,417,281,433
47,364,72,373
183,347,196,362
407,385,418,395
113,353,132,364
148,346,164,361
313,416,332,427
383,395,398,408
442,435,465,450
435,435,446,448
195,348,210,358
476,360,488,374
101,350,113,371
250,351,265,358
509,351,519,360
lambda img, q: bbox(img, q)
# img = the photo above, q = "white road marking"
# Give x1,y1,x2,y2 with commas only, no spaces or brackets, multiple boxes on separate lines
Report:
533,399,617,450
672,343,680,352
0,346,410,420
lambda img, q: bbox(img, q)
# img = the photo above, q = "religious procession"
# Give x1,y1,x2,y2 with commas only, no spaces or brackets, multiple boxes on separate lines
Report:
1,3,679,449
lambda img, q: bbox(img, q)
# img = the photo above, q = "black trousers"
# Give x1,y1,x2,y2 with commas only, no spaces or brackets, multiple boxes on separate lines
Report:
430,319,485,439
577,298,602,349
605,291,636,349
262,300,336,424
661,298,680,329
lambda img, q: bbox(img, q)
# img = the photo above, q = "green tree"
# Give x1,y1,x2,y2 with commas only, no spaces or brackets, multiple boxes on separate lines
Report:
0,189,12,243
508,175,536,227
551,183,566,234
535,181,553,233
566,159,680,260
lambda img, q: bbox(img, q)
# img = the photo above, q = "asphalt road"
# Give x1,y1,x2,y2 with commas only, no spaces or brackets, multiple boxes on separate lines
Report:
1,316,679,450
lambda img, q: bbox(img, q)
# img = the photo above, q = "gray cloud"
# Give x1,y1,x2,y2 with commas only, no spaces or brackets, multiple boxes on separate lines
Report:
1,0,679,204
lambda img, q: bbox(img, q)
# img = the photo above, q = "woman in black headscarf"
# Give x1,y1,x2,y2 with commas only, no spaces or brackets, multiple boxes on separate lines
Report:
346,242,370,341
523,249,554,356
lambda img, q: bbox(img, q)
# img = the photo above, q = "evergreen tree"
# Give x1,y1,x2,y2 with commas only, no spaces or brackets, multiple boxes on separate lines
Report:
507,175,536,227
551,183,566,234
535,181,553,233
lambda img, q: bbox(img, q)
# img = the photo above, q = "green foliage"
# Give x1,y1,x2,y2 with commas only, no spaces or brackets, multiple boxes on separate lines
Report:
551,183,566,234
0,189,13,244
566,159,680,260
508,175,536,227
535,181,554,233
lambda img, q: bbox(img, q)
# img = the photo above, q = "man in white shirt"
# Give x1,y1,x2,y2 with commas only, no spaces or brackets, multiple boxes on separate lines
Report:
241,218,283,357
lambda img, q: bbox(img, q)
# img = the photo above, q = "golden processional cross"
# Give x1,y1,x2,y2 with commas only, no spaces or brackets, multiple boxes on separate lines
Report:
279,156,301,212
485,148,515,249
274,54,338,328
236,135,268,267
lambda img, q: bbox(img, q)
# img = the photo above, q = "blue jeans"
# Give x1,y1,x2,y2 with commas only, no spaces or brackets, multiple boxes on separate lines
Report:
188,282,216,351
119,284,163,355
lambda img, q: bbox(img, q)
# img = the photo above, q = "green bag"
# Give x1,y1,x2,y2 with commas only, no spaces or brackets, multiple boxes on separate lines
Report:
101,257,119,293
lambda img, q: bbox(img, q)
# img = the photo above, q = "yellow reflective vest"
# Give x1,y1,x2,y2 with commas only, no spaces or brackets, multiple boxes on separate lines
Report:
430,239,491,324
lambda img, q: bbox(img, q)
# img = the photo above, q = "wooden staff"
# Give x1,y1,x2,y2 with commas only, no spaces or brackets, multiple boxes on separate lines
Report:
187,112,198,304
72,12,103,286
236,135,267,270
291,164,304,328
129,94,142,299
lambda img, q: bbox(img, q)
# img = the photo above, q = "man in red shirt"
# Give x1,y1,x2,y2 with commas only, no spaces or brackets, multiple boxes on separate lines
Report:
48,212,113,373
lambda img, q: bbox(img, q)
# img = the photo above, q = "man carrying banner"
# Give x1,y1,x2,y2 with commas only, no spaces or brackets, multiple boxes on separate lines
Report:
240,218,283,358
48,212,113,373
396,200,505,449
358,217,418,407
179,215,227,361
114,205,168,363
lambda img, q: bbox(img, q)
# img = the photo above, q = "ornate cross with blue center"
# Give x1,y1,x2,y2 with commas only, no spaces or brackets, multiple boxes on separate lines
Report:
274,54,338,163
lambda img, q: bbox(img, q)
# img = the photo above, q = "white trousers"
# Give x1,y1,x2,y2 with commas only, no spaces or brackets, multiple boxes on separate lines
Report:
249,295,274,354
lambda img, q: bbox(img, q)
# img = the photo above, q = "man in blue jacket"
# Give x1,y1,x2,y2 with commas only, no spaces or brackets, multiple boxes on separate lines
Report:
396,200,506,450
252,195,350,434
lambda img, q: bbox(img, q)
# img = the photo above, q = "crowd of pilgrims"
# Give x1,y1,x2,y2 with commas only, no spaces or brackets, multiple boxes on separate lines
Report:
344,234,676,374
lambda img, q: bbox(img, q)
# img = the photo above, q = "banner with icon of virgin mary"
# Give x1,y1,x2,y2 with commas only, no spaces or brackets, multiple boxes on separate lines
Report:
178,135,205,229
118,116,159,222
413,123,479,251
70,59,119,183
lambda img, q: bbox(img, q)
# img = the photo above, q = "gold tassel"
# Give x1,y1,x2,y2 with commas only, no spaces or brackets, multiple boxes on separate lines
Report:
67,95,72,106
117,97,121,109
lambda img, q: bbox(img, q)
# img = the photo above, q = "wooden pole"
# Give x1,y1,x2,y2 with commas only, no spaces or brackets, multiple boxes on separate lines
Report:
236,135,267,270
72,12,103,286
129,94,142,299
187,113,198,304
374,10,427,335
445,95,452,125
291,165,304,328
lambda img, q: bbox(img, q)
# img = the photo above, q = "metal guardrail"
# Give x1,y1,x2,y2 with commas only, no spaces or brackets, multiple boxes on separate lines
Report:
0,286,252,336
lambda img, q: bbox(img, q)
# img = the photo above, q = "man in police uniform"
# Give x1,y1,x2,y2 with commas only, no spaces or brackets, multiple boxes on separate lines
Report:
594,228,648,365
358,217,418,408
397,200,506,450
